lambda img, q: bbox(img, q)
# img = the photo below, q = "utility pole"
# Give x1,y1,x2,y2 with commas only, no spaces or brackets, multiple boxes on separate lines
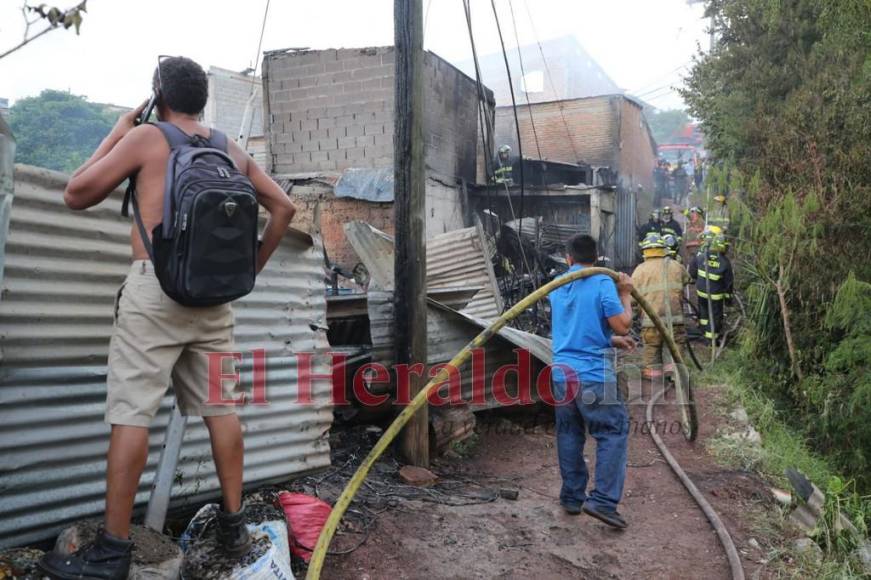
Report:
394,0,429,467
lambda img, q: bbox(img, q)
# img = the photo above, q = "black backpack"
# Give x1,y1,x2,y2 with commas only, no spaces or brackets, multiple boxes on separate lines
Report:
122,122,259,307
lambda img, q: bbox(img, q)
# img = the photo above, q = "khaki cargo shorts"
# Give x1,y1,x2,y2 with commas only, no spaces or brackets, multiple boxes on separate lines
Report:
106,260,242,427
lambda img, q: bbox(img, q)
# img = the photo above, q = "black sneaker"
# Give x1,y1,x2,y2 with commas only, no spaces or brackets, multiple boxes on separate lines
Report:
561,502,583,515
216,507,252,558
582,504,628,529
38,530,132,580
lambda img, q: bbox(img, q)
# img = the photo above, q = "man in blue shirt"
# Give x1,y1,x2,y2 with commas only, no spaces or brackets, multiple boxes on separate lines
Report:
549,234,634,528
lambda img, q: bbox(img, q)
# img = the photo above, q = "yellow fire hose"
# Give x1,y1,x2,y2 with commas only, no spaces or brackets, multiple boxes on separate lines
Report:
305,267,740,579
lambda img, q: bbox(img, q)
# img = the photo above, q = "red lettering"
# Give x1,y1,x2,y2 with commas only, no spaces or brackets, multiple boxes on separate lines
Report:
426,363,463,406
537,364,581,406
394,363,426,405
206,352,245,406
353,363,390,407
492,348,534,406
470,348,487,406
249,348,268,405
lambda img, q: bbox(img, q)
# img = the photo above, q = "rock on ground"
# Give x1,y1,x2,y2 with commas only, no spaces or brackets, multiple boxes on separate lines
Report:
56,521,182,580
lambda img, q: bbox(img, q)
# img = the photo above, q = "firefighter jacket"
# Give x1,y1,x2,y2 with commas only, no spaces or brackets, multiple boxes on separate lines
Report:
637,220,661,243
689,250,734,301
708,205,730,231
660,218,684,243
494,164,513,185
631,256,691,328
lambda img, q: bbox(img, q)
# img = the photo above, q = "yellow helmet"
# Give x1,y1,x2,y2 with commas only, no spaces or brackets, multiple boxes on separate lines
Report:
714,195,727,204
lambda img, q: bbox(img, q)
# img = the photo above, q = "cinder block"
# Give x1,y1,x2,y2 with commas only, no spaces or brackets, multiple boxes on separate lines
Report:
311,150,329,163
294,151,312,164
364,124,384,136
346,125,364,138
338,136,357,149
310,128,328,140
328,149,347,162
302,140,319,152
300,119,318,131
327,127,346,139
318,117,336,130
325,60,344,73
306,107,326,120
361,78,382,91
346,147,365,161
336,115,356,128
356,135,375,147
318,138,338,151
374,133,393,147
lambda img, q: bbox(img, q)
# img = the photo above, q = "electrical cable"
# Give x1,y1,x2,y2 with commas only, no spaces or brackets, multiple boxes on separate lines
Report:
521,0,581,163
506,0,542,161
490,0,526,285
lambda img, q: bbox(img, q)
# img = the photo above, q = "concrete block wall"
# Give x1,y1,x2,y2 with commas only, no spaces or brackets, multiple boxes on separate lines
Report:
263,47,486,183
263,47,396,175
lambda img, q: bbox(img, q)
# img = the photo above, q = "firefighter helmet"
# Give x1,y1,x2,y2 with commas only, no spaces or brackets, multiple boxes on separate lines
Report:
640,232,667,250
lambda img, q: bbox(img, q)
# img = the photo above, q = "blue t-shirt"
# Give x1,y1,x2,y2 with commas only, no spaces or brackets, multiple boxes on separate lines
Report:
549,264,624,384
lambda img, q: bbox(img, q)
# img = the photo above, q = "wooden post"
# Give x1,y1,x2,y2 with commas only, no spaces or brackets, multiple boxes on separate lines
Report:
394,0,429,467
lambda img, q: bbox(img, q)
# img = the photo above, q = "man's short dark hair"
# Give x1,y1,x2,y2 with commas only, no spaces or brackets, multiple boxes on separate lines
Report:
567,234,597,264
154,56,208,116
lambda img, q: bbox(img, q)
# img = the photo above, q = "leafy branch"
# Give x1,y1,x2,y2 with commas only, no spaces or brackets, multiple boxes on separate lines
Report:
0,1,87,61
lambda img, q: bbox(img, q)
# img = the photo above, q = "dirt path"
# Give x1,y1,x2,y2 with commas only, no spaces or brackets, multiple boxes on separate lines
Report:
320,384,772,579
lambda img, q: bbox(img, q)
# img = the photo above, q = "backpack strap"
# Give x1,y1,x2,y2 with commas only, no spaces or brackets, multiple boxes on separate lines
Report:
208,129,228,153
152,121,195,149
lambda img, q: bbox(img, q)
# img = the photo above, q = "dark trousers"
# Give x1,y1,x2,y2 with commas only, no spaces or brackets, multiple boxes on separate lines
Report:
698,296,724,339
554,381,629,513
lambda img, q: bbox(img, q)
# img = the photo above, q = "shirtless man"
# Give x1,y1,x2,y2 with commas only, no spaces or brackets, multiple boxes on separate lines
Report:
38,56,296,580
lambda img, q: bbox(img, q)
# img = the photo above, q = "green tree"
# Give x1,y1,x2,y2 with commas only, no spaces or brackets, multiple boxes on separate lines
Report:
8,89,115,174
646,108,691,145
681,0,871,487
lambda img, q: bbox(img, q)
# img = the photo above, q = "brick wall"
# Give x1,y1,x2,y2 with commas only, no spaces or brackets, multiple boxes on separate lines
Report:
618,99,656,194
494,95,619,167
262,47,486,182
494,95,656,192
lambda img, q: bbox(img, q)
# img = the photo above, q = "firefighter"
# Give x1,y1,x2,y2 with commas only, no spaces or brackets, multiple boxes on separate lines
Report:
654,159,669,207
637,210,661,244
683,206,705,263
632,232,691,380
688,228,734,343
660,206,683,246
708,194,730,232
494,144,514,186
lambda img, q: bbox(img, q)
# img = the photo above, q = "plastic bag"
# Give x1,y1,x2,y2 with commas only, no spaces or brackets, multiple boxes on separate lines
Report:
180,503,294,580
278,492,332,563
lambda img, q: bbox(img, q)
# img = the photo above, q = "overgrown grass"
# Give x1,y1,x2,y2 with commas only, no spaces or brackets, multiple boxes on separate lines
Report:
699,351,870,578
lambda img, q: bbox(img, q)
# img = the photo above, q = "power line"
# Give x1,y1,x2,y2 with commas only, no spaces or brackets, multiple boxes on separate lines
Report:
521,0,581,163
490,0,525,234
506,0,542,161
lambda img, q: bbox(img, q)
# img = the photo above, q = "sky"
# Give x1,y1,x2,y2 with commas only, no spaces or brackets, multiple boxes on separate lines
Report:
0,0,709,111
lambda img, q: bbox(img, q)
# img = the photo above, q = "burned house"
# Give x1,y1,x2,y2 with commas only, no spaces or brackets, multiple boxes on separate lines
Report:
476,94,657,274
261,46,489,278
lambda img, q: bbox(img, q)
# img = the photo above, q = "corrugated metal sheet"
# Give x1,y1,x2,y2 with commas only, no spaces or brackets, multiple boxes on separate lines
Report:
365,290,546,408
346,221,503,320
426,221,503,320
615,188,637,270
0,165,333,549
504,217,591,250
0,117,14,283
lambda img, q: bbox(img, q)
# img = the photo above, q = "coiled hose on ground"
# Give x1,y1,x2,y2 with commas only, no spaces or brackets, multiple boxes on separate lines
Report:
305,267,745,580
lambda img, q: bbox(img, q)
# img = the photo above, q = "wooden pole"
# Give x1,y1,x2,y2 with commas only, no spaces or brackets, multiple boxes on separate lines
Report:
394,0,429,467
